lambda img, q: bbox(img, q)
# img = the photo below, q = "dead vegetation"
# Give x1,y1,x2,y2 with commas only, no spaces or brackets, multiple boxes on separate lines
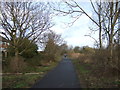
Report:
70,47,120,88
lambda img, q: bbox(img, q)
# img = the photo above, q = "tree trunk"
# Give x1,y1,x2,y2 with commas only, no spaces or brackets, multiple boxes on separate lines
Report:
99,17,102,49
14,49,19,72
108,2,114,68
108,32,114,69
98,1,102,49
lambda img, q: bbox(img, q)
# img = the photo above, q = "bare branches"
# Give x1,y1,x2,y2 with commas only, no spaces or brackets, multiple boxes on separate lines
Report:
0,2,53,56
85,34,99,47
54,0,119,49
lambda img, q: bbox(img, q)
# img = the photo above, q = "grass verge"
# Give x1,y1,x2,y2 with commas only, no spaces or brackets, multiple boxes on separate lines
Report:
2,61,58,88
71,59,119,88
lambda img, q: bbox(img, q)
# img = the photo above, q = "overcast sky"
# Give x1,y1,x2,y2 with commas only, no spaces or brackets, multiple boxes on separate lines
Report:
51,1,99,48
0,1,100,50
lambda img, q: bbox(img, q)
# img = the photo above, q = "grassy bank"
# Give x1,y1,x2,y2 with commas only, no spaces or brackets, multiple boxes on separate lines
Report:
72,59,119,88
2,61,58,88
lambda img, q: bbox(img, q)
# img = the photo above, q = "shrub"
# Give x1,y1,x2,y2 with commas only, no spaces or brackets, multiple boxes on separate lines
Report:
7,38,38,58
8,56,27,73
26,54,44,66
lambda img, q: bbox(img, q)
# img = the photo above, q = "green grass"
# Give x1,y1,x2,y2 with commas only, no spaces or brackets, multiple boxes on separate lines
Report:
71,59,119,88
112,81,120,85
72,59,91,74
2,61,58,88
14,83,28,88
3,74,42,88
76,64,91,74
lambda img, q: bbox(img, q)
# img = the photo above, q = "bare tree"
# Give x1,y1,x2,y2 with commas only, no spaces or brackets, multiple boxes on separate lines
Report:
51,0,103,48
51,0,120,72
0,2,53,57
52,0,119,49
43,31,64,61
42,30,64,48
102,1,119,55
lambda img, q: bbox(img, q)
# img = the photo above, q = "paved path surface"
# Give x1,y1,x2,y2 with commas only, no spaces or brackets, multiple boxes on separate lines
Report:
32,58,80,88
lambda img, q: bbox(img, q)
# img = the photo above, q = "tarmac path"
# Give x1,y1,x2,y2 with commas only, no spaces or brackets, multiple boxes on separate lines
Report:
32,58,80,88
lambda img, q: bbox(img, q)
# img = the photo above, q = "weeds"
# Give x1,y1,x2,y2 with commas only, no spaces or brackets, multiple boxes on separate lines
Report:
2,60,58,88
71,50,119,88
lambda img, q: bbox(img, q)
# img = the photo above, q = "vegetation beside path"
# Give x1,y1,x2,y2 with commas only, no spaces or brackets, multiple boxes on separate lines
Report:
71,55,119,88
2,61,58,88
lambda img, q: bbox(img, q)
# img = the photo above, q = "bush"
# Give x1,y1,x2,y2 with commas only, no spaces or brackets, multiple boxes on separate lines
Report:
26,54,44,66
21,43,38,58
3,56,27,73
80,46,95,54
7,38,38,58
18,38,38,58
44,39,62,62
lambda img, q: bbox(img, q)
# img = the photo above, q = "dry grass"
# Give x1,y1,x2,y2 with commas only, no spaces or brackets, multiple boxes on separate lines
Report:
8,56,27,73
71,50,120,88
69,53,84,59
2,61,58,88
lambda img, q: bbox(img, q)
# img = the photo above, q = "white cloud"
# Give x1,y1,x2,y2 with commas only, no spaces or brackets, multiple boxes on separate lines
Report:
51,26,65,34
51,12,98,48
65,33,95,47
50,2,99,48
